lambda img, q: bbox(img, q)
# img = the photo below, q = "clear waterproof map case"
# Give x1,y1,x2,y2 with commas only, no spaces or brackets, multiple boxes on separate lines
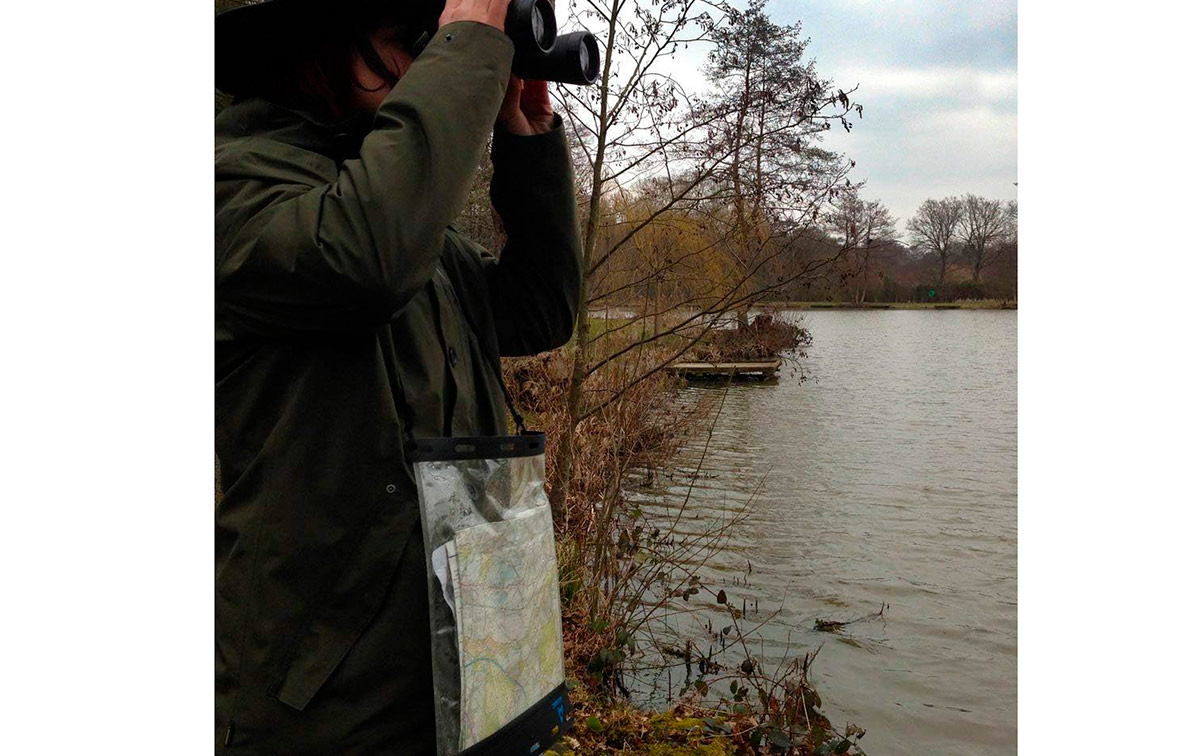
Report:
412,432,570,756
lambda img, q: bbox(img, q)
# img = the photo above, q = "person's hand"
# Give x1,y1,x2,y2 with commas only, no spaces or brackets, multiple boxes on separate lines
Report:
439,0,511,32
498,76,556,135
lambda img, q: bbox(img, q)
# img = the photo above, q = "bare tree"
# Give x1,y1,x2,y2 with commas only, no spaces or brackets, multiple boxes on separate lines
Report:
702,0,861,323
907,196,964,290
548,0,860,515
992,199,1018,300
825,189,897,302
959,194,1012,282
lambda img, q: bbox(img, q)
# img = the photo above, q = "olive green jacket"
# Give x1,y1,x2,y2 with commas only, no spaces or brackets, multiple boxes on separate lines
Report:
215,21,581,754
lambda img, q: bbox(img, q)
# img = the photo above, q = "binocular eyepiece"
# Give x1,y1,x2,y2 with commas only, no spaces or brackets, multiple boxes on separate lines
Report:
504,0,600,85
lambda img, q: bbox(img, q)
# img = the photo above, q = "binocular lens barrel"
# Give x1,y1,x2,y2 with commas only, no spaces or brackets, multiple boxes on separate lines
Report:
504,0,600,86
515,32,599,86
505,0,556,53
571,32,601,85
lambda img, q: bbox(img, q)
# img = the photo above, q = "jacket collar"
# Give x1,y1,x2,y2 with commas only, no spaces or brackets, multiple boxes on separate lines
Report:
285,104,376,161
220,96,376,161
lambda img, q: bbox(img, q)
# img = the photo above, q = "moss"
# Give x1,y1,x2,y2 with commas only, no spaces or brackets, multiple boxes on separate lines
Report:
648,713,706,732
541,689,737,755
645,742,733,756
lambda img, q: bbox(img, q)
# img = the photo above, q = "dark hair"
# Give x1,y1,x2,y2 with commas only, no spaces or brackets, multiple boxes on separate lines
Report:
257,0,438,117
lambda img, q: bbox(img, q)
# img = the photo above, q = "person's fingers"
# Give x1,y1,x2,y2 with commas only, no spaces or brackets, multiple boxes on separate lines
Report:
519,78,551,115
499,75,523,119
497,75,534,135
440,0,510,31
487,0,512,29
437,0,456,27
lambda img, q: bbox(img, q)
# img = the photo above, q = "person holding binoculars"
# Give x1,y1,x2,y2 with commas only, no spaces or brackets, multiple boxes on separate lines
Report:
215,0,589,752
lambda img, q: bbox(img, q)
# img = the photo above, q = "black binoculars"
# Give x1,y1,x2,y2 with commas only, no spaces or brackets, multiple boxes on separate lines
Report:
503,0,600,85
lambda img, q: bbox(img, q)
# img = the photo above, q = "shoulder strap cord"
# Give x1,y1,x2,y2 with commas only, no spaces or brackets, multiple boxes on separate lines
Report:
378,325,421,451
458,306,529,436
439,236,529,436
385,286,528,446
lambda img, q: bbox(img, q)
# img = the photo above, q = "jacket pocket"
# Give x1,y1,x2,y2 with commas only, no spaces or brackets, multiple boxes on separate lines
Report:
270,501,421,711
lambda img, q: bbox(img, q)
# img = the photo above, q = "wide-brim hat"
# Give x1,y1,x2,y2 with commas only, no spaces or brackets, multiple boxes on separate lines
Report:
216,0,323,95
216,0,443,96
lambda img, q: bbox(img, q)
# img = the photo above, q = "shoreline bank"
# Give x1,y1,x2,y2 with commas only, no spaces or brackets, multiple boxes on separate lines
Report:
756,300,1016,310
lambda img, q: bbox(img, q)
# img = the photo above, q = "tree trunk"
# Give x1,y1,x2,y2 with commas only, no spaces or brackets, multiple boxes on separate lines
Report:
728,60,753,330
548,2,618,524
652,278,661,336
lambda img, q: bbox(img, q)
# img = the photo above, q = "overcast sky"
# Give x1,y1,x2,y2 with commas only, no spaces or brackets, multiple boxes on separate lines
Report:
779,0,1018,234
577,0,1019,238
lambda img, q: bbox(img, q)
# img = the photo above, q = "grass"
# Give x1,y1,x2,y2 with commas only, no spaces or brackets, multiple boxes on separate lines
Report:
588,315,635,334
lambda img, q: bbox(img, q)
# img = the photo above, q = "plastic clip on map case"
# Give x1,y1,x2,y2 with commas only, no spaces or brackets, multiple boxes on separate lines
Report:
411,432,572,755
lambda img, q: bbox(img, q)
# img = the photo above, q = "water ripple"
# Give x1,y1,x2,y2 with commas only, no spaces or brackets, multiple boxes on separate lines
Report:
628,311,1017,756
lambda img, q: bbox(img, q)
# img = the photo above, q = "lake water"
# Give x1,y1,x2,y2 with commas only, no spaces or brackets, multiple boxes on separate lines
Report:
626,310,1017,755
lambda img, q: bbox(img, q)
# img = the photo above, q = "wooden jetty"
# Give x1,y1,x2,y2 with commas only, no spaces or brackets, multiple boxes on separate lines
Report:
666,359,782,381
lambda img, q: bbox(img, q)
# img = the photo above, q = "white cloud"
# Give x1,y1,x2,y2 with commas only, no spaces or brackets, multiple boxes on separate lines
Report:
815,0,1015,31
822,100,1017,224
904,105,1018,179
920,105,1018,145
841,66,1017,104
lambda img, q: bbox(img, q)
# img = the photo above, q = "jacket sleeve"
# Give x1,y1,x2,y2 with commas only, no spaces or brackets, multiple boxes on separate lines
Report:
485,117,584,356
215,22,514,337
